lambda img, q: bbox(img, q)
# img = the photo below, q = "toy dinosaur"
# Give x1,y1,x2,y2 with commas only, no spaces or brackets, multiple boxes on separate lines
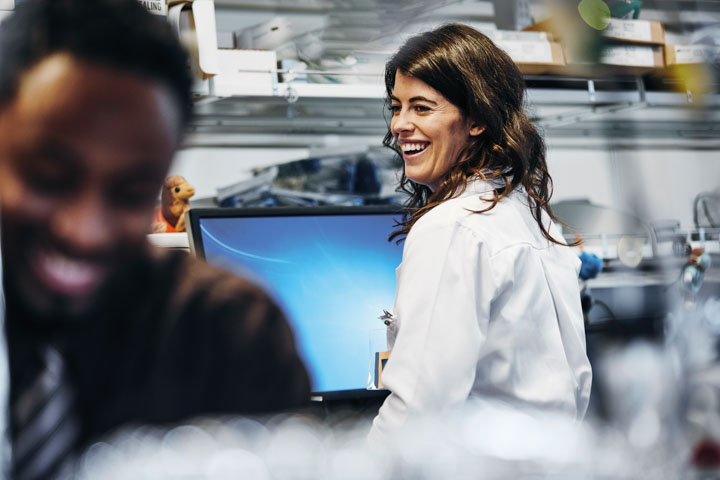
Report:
151,175,195,233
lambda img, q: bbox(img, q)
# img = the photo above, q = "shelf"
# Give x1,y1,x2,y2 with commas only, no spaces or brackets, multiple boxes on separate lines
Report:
215,0,332,11
273,82,385,99
147,233,191,251
188,76,720,144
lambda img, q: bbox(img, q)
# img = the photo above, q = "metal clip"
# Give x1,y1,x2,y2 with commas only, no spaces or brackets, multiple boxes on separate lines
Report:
378,309,394,326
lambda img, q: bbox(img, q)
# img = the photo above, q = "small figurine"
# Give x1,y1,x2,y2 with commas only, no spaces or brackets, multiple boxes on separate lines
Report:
151,175,195,233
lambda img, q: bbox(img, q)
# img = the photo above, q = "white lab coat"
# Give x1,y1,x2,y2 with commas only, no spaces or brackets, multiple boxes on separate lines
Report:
369,177,592,440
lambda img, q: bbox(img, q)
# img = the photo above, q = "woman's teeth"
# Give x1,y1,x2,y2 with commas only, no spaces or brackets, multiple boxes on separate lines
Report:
401,143,429,154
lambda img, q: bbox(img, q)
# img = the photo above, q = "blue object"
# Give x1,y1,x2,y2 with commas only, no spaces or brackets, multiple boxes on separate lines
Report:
191,208,403,395
697,252,712,272
579,251,603,280
681,253,712,296
682,265,704,296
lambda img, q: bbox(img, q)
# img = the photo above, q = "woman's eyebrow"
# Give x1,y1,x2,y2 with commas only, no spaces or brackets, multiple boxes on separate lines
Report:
409,96,438,105
389,95,439,106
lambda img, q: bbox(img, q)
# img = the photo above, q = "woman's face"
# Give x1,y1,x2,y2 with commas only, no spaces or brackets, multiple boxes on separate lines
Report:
390,70,484,191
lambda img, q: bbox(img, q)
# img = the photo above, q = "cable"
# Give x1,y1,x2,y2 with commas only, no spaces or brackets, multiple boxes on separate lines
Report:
593,299,618,323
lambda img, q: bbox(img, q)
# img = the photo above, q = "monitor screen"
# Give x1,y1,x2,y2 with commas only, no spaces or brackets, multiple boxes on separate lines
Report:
187,207,403,396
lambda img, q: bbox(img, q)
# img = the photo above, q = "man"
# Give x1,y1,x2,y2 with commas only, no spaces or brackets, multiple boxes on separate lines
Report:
0,0,310,477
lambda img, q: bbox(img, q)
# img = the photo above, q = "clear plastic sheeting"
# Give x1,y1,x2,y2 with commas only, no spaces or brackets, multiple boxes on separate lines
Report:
71,367,718,479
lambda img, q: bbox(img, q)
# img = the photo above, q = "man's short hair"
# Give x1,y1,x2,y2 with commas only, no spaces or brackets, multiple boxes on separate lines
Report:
0,0,193,125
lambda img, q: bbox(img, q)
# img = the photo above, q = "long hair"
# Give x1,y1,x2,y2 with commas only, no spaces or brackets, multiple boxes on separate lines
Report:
385,24,569,245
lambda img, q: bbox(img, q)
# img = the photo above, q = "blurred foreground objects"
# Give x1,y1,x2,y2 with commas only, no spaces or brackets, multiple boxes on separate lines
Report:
67,405,638,478
681,248,712,300
71,382,720,480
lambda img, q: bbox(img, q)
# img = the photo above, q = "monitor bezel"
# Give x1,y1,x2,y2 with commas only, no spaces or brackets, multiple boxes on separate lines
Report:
186,205,403,400
187,205,403,260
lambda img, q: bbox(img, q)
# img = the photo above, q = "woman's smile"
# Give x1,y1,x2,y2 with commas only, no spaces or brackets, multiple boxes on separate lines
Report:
400,140,430,157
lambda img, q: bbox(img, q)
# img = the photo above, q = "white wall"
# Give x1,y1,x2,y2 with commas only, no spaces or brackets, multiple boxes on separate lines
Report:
546,146,615,206
613,148,720,229
546,144,720,229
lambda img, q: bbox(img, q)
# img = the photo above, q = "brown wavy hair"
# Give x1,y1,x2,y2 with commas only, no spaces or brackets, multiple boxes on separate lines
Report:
385,23,570,245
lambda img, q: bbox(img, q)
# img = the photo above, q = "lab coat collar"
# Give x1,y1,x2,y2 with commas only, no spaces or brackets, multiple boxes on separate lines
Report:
455,175,509,199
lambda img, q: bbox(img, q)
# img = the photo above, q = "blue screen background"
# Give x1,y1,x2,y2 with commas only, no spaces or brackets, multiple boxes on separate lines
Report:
199,214,402,393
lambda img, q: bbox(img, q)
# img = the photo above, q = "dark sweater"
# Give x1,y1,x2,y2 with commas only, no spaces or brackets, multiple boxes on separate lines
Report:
5,246,311,452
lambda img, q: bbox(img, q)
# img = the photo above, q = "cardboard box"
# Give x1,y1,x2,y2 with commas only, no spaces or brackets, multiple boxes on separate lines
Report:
495,39,566,75
554,44,664,77
665,44,720,65
600,44,664,69
526,17,665,45
167,0,219,79
138,0,167,16
211,49,278,97
486,29,555,43
602,18,665,45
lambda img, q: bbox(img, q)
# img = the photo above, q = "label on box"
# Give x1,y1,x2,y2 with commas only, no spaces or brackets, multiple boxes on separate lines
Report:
0,0,13,10
138,0,167,16
604,19,652,42
496,40,553,64
674,45,706,64
672,45,719,64
488,30,551,42
601,45,655,67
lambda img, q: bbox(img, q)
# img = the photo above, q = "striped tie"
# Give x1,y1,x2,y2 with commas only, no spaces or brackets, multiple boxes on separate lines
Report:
10,345,80,480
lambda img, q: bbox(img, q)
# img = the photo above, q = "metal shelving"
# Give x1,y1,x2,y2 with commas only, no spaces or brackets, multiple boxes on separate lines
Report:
188,0,720,147
188,74,720,146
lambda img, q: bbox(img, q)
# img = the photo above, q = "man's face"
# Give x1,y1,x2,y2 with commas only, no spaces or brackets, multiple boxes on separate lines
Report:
0,53,181,319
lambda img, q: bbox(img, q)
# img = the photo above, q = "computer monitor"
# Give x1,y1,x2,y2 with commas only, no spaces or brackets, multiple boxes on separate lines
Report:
187,206,404,397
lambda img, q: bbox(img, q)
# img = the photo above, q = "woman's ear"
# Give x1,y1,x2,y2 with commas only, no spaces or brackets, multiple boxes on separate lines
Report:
469,123,486,137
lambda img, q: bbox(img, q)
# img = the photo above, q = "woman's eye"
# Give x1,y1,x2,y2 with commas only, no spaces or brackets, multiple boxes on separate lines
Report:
414,105,431,113
389,105,401,114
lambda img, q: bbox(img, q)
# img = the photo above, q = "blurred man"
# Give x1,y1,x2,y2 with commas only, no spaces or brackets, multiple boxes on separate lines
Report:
0,1,310,478
0,238,8,474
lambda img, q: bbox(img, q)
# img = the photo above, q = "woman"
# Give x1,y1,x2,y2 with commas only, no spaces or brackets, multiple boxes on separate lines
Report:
369,24,592,439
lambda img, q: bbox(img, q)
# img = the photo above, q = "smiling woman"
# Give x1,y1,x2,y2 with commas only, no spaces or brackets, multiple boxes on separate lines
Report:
369,24,592,441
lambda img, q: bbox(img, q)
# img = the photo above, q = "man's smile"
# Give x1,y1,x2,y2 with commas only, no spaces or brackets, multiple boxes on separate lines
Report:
29,245,108,298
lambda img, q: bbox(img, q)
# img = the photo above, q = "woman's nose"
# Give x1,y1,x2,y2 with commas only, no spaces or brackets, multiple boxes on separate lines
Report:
391,109,414,136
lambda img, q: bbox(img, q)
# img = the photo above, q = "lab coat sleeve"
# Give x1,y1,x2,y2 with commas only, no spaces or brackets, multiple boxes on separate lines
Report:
369,220,497,440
